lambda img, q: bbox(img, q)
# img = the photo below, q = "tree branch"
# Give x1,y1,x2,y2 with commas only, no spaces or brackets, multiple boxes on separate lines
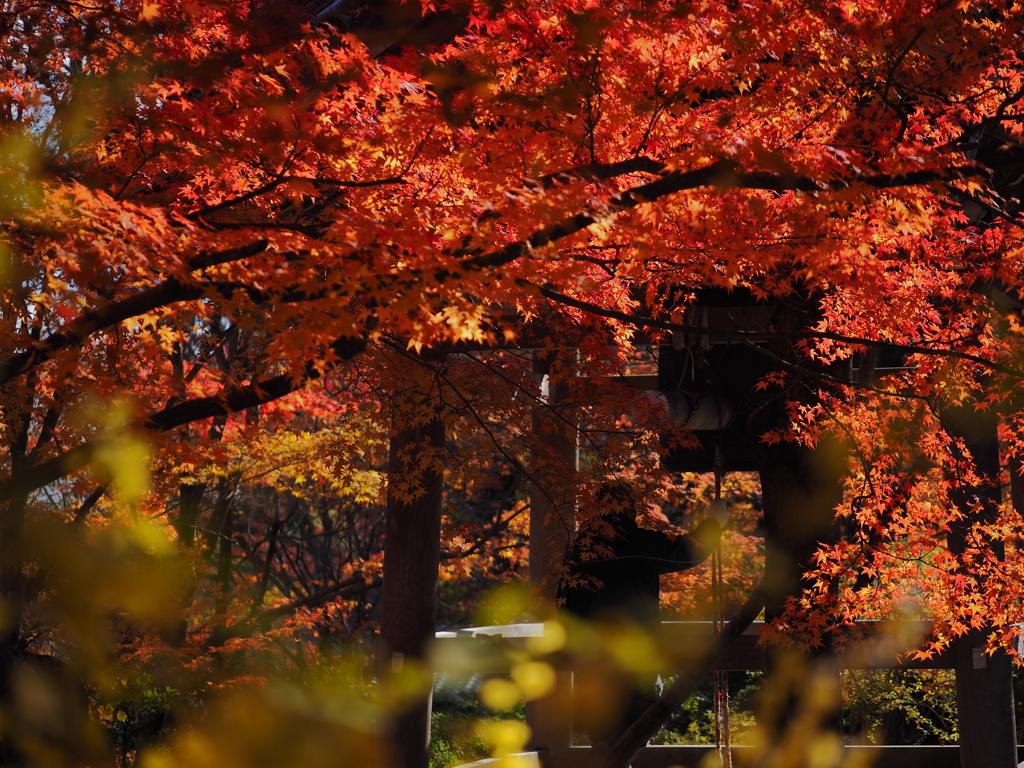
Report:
72,485,107,525
206,574,382,647
4,159,980,391
0,334,367,503
0,240,270,388
189,174,407,220
532,156,668,190
462,161,979,271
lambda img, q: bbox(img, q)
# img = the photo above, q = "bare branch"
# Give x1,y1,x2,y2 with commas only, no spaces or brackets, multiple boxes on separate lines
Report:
206,574,382,647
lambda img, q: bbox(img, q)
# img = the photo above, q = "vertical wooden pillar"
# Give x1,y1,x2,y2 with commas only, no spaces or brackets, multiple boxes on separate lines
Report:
527,352,579,605
527,352,578,767
754,417,845,627
379,353,446,768
750,299,847,745
941,405,1017,768
753,398,846,736
951,632,1016,768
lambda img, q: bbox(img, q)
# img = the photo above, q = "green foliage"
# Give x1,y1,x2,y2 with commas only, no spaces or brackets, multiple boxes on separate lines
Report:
652,672,759,745
654,669,959,747
841,669,958,745
429,711,491,768
429,683,525,768
106,680,178,767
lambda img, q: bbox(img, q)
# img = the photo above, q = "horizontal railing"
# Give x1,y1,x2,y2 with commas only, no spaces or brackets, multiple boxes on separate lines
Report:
434,620,954,673
435,621,1008,768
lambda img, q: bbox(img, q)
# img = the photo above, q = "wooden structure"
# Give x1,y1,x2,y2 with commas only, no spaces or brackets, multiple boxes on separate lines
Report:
437,621,1022,768
517,290,1019,768
373,310,1019,768
379,322,1019,768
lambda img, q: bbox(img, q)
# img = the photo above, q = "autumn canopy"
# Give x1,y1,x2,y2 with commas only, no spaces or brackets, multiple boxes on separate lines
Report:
1,0,1023,764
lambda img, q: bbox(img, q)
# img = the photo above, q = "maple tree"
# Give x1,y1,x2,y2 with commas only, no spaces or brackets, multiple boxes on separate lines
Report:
3,0,1024,765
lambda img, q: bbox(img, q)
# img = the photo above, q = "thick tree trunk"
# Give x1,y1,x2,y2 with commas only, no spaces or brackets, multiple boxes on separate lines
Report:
379,354,446,768
160,482,206,646
755,409,845,626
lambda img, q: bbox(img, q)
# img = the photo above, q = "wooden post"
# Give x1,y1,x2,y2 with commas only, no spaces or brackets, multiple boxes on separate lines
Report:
753,398,846,738
951,631,1016,768
749,300,847,745
379,353,446,768
527,351,579,605
527,352,579,767
941,405,1017,768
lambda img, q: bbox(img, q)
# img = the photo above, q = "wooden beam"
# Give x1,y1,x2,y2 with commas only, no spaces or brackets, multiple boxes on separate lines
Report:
433,621,958,674
941,405,1018,768
526,351,579,768
559,745,991,768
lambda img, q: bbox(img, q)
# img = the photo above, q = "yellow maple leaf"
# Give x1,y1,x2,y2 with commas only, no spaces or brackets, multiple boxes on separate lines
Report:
139,1,160,21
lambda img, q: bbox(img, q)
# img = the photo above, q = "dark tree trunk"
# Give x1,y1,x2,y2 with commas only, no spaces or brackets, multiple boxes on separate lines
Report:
378,353,446,768
175,482,205,549
204,477,235,617
527,352,578,606
160,482,206,646
526,351,579,763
